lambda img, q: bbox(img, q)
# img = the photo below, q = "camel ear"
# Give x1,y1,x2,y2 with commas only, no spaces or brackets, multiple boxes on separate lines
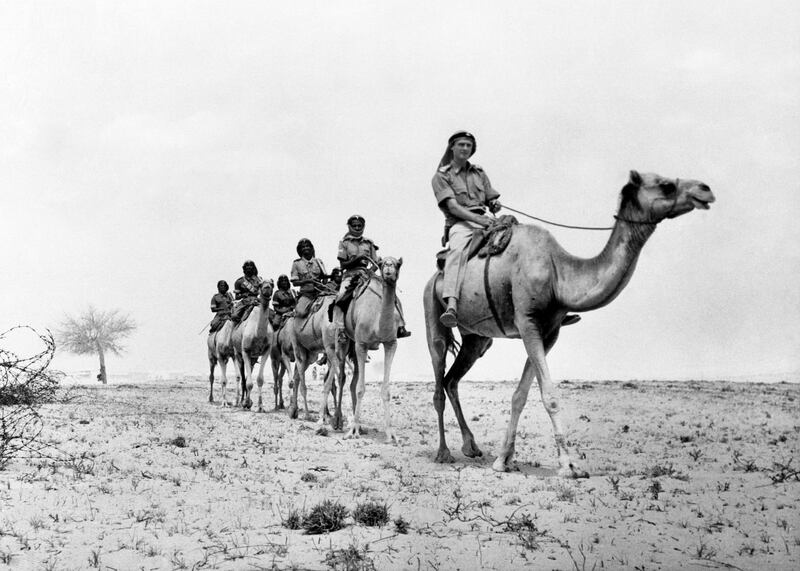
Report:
629,170,642,186
397,257,403,267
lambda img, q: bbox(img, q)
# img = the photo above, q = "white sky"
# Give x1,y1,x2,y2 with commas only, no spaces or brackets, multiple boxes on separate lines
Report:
2,1,798,381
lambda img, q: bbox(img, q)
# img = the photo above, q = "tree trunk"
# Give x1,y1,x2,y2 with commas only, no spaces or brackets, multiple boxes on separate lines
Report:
96,342,107,384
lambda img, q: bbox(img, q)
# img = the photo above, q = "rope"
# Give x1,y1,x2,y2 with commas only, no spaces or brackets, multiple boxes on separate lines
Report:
499,203,615,231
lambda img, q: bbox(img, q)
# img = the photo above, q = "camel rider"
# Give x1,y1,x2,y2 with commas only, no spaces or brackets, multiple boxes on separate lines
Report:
232,260,264,324
433,131,580,329
326,267,343,294
332,214,411,338
271,274,296,329
290,238,327,319
209,280,234,333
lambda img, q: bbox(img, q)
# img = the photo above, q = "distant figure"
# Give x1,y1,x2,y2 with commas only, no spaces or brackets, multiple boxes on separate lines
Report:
331,214,410,338
271,274,296,329
209,280,234,333
290,238,326,319
232,260,264,324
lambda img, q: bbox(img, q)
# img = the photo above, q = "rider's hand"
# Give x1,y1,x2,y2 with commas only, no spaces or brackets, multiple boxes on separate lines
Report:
488,199,501,214
477,215,494,227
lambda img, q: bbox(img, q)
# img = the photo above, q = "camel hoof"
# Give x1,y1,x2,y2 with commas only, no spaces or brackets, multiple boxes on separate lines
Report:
462,442,483,458
303,413,314,422
435,449,456,464
562,465,590,479
287,405,298,419
492,458,516,472
384,433,398,445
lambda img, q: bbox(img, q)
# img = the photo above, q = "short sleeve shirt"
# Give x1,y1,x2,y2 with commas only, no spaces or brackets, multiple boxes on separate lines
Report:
290,258,326,295
210,292,233,315
432,161,500,226
337,235,379,270
272,289,296,314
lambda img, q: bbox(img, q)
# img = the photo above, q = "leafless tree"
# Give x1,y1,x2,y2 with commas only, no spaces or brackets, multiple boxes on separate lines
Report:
57,306,136,384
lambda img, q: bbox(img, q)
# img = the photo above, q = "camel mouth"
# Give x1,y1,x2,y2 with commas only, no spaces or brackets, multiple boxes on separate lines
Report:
691,197,711,210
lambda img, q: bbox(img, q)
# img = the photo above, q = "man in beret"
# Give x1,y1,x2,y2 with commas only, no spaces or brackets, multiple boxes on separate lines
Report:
432,131,580,329
331,215,410,338
432,131,501,328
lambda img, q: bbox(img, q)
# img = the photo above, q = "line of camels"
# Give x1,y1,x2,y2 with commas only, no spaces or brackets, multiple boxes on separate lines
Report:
207,171,714,476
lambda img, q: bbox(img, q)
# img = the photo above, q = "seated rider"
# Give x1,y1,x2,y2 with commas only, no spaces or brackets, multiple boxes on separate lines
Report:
271,274,296,329
433,130,579,328
290,238,327,319
331,214,411,338
209,280,234,333
322,267,343,295
231,259,264,324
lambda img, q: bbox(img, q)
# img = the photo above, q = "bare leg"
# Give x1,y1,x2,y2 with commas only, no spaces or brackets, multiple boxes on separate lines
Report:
380,340,398,444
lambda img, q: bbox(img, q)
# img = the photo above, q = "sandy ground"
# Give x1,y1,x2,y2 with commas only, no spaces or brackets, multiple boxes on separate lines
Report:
0,376,798,570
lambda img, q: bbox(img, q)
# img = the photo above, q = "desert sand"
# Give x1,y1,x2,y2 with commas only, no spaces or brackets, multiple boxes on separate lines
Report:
0,376,798,570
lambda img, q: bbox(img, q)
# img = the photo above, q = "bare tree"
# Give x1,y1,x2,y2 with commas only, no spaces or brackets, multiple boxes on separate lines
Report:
57,306,136,384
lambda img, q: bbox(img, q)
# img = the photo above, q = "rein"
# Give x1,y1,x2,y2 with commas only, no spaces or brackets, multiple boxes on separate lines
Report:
501,183,680,230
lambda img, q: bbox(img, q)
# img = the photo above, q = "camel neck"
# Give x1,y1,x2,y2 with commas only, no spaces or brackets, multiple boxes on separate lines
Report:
556,206,656,312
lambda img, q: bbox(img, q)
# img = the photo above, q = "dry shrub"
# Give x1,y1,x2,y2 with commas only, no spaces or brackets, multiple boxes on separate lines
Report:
352,500,389,527
303,500,348,534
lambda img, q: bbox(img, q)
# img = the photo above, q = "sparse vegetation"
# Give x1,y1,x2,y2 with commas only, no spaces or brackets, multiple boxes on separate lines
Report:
302,500,348,535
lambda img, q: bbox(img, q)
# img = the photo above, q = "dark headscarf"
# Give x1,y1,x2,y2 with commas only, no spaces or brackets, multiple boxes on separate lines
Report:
242,260,258,277
296,238,315,258
217,280,229,293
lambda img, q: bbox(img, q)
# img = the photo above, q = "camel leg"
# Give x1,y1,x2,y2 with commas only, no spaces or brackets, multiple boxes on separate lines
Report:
270,351,282,411
208,354,216,403
443,334,493,459
219,358,230,407
319,351,338,428
243,353,255,410
426,292,455,463
380,340,398,444
344,341,370,439
278,355,291,410
255,353,268,412
493,358,535,472
502,325,579,477
234,355,245,408
287,347,307,420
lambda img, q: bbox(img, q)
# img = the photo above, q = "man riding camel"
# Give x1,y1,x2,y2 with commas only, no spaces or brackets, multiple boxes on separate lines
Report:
209,280,234,333
331,214,410,338
432,130,579,328
271,274,296,329
232,260,264,324
290,238,327,319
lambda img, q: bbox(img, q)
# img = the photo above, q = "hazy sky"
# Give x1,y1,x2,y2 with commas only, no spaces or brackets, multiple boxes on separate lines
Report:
2,1,798,382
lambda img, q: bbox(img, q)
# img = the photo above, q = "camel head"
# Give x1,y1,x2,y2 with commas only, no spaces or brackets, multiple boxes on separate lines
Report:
258,279,274,304
379,257,403,285
619,170,715,224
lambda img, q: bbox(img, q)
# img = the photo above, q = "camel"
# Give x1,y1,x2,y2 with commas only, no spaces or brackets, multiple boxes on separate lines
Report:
269,322,294,410
424,171,715,475
339,256,404,442
286,295,344,425
231,280,275,412
206,319,236,405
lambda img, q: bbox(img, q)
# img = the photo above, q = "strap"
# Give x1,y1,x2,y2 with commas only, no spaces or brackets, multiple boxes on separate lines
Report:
483,255,507,336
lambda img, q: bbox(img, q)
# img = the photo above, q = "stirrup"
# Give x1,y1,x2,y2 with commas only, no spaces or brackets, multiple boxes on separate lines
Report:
439,308,458,328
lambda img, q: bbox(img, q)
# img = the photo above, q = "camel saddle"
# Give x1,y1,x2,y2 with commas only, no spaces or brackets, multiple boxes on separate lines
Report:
436,215,518,269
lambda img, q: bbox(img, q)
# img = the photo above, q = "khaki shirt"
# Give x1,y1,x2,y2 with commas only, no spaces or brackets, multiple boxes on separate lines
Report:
272,289,296,315
337,234,379,273
290,257,326,295
234,275,264,301
432,161,500,227
210,292,233,316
